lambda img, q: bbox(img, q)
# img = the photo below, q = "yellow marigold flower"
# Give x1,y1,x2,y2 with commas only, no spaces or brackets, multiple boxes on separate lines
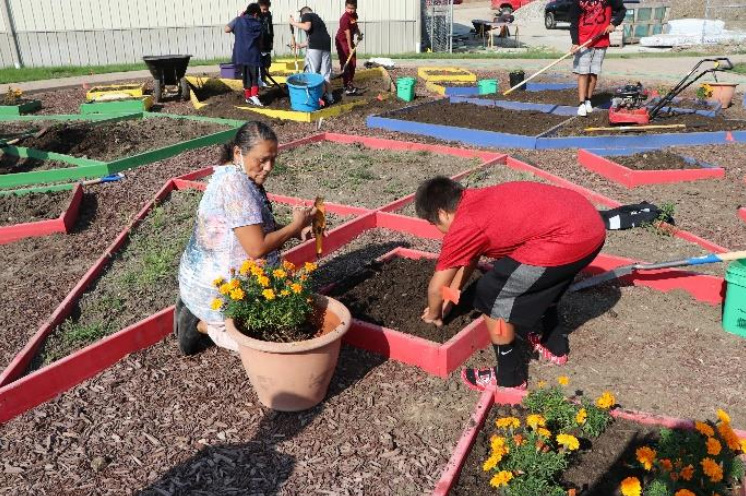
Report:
707,437,722,456
280,289,290,297
291,283,303,294
282,260,295,271
659,458,673,472
596,391,616,410
229,287,245,300
701,457,723,483
557,376,569,386
257,275,270,287
556,433,580,451
210,298,223,310
229,279,240,289
490,435,508,453
262,289,276,301
526,414,546,429
576,408,587,425
717,408,731,424
272,269,287,279
717,422,741,451
219,283,232,295
212,276,225,287
536,427,552,438
250,265,263,276
620,477,641,496
674,490,695,496
495,417,520,430
537,380,547,388
695,421,715,437
239,260,254,275
304,261,318,272
740,438,746,454
679,464,694,481
489,470,513,488
482,453,501,472
635,446,656,471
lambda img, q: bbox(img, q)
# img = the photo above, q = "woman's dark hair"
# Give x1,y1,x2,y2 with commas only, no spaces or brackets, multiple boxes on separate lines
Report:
220,121,277,164
245,3,261,16
258,0,271,6
414,176,464,224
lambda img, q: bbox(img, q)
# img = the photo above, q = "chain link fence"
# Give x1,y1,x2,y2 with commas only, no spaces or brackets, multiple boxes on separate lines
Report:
421,0,454,53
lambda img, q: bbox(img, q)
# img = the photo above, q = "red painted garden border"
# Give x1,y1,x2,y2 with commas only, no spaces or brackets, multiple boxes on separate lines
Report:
739,208,746,224
433,388,746,496
0,183,84,245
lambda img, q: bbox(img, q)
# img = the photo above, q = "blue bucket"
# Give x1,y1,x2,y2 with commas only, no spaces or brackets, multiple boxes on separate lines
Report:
286,73,325,112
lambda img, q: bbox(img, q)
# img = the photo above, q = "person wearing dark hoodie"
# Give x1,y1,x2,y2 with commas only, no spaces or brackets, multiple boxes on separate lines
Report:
258,0,274,87
569,0,626,117
226,3,264,106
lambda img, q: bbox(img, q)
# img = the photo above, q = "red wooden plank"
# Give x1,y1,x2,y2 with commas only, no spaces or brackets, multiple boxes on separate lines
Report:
0,184,84,245
61,183,84,232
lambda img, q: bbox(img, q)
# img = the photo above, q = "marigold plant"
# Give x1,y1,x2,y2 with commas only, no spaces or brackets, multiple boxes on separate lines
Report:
213,259,319,342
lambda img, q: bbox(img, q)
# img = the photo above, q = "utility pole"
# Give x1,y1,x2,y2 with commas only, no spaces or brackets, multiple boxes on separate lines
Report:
0,0,22,68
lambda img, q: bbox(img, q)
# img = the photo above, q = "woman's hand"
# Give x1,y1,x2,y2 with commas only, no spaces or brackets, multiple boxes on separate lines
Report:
291,205,315,231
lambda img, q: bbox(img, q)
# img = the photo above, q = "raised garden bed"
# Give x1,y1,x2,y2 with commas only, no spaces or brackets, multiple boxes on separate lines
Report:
0,183,83,244
419,67,477,83
491,88,614,108
578,148,725,188
558,111,746,137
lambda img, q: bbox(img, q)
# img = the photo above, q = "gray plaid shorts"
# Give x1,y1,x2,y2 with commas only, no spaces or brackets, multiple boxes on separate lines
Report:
572,47,607,75
304,49,332,83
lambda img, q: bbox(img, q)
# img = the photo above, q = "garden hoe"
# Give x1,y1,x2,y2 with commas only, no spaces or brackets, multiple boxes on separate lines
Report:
332,35,363,81
312,196,326,259
290,25,300,73
569,250,746,292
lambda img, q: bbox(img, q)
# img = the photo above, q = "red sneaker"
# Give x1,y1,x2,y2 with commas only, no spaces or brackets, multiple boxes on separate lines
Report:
460,368,528,393
528,333,569,366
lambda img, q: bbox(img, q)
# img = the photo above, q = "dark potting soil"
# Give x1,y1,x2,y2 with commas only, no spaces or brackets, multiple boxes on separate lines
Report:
191,79,235,101
0,96,36,106
395,100,570,135
492,88,614,108
613,150,698,171
451,405,658,496
0,190,70,226
0,154,74,175
328,257,482,343
13,118,228,162
656,97,714,110
556,110,746,136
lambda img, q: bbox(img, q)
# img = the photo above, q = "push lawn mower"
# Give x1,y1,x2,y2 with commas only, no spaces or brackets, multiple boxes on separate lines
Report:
608,57,734,126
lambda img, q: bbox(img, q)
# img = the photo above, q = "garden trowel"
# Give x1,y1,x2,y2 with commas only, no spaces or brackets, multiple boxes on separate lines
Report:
569,250,746,292
312,196,326,259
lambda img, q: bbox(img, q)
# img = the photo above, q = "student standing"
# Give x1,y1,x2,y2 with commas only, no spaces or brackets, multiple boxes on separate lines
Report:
258,0,274,87
289,6,334,106
335,1,363,95
226,3,264,106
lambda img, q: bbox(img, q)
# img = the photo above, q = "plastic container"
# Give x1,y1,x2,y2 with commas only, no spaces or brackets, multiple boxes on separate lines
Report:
397,76,416,102
219,63,241,79
508,71,525,91
286,73,325,112
477,79,498,95
707,82,738,109
723,259,746,338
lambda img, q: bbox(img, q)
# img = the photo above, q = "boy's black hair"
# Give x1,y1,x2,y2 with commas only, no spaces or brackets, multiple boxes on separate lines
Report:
345,0,357,6
414,176,464,225
245,3,261,16
258,0,271,6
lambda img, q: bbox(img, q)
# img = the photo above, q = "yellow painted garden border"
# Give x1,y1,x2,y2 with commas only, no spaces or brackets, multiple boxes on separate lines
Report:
418,67,477,83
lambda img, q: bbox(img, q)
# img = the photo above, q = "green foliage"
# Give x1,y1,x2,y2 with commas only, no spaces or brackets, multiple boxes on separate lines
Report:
60,322,108,348
642,479,669,496
696,83,713,100
503,431,569,480
580,398,612,438
732,62,746,74
523,386,578,433
642,201,676,237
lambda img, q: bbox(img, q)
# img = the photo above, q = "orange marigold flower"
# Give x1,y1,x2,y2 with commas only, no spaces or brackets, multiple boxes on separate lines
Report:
679,464,694,481
299,274,309,281
230,287,245,300
717,422,741,451
526,414,546,429
707,437,722,456
262,289,276,300
674,490,695,496
557,376,569,386
489,470,513,488
716,408,731,424
495,417,520,430
576,408,587,425
210,298,223,310
257,275,270,287
229,279,240,289
660,459,673,472
291,283,303,294
701,457,723,483
272,269,287,279
740,438,746,454
670,472,679,482
635,446,656,471
620,477,641,496
282,260,295,271
536,427,552,438
596,391,616,410
695,421,715,437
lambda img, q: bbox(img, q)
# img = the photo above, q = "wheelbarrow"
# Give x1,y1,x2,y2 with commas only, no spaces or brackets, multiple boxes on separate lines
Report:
142,55,192,103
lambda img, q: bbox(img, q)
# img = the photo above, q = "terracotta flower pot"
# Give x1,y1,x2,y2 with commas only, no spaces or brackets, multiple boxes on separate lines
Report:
707,82,738,109
225,295,351,412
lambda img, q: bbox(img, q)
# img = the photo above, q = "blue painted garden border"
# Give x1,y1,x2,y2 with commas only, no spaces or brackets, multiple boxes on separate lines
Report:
443,86,481,96
648,97,722,118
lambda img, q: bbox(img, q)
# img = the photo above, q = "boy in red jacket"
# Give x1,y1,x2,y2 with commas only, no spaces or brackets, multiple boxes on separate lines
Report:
416,177,605,392
570,0,626,116
336,1,363,95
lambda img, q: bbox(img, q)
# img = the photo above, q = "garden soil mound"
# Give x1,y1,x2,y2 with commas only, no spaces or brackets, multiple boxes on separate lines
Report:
613,150,700,171
493,89,614,107
0,190,70,226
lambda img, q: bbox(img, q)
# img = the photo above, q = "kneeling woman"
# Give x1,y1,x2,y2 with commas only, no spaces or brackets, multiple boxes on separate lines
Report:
175,121,315,354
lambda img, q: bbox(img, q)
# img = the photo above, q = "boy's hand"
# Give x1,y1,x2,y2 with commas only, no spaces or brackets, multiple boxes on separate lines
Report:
421,307,443,327
570,44,580,54
289,15,295,23
604,24,616,34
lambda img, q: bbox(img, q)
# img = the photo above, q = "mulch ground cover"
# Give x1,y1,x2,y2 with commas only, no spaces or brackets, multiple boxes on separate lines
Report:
452,407,657,496
556,110,746,136
0,189,71,226
0,342,478,495
266,141,481,208
0,155,74,175
0,95,36,106
329,257,481,343
12,118,229,162
490,88,614,108
395,100,570,135
612,150,701,171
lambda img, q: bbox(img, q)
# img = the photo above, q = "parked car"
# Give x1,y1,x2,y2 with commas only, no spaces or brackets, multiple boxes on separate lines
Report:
545,0,640,29
491,0,534,14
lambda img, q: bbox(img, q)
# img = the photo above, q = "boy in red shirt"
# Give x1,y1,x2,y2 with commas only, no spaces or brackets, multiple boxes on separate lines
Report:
570,0,626,116
336,1,363,95
416,177,606,391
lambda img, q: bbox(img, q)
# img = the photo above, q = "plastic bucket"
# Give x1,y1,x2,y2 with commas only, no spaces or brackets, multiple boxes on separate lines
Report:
722,259,746,338
508,71,525,91
219,63,241,79
286,73,325,112
478,79,498,95
396,77,416,102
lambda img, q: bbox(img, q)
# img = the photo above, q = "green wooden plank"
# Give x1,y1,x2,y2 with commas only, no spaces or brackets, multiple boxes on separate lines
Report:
0,100,42,116
144,112,245,128
1,145,106,167
0,113,141,123
0,162,108,188
0,182,76,196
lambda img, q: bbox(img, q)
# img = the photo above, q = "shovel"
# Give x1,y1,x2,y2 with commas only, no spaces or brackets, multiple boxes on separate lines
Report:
312,196,326,259
331,43,359,81
0,126,51,146
569,250,746,292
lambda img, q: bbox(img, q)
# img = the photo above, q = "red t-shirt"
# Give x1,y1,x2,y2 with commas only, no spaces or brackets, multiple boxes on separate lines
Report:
436,182,606,271
336,11,360,46
578,0,612,48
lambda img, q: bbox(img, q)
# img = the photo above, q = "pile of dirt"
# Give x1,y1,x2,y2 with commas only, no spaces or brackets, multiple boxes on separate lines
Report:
613,150,698,171
491,88,614,107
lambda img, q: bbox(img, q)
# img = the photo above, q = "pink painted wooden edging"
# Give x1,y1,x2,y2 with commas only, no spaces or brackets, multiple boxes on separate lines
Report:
433,388,746,496
739,208,746,224
0,183,84,245
578,149,725,189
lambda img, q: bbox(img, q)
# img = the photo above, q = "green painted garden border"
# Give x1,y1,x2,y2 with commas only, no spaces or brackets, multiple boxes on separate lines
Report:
0,113,242,189
0,100,42,116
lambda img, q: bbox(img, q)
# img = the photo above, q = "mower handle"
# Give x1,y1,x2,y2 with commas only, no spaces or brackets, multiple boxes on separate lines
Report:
712,57,734,71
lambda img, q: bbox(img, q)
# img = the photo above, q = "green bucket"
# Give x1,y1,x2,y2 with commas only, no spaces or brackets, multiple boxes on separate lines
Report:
397,77,416,102
478,79,498,95
722,259,746,338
